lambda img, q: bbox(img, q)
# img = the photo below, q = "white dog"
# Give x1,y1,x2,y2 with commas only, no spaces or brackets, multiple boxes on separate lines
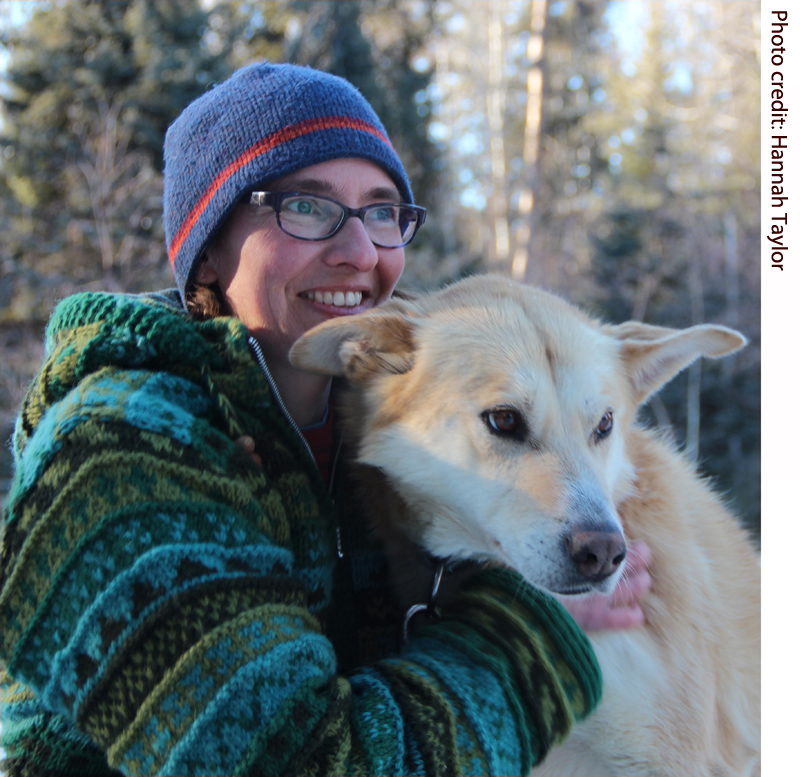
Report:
291,275,760,776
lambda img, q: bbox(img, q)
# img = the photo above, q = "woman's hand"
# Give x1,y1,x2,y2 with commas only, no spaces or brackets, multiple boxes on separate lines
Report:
235,434,262,467
555,539,653,631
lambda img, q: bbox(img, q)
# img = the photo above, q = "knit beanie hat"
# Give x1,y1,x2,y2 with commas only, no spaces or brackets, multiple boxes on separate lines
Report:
164,62,414,303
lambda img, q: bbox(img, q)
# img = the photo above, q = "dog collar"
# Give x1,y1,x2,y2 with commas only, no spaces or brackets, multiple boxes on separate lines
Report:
401,551,482,643
402,559,446,644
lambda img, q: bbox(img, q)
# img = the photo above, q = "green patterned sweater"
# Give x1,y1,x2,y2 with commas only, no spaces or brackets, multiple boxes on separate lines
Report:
0,290,602,776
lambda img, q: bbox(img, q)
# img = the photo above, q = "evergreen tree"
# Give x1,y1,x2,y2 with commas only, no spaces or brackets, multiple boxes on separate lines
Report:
1,0,235,310
586,2,760,536
518,0,610,291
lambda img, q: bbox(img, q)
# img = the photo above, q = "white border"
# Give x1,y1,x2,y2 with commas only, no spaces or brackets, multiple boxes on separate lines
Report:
761,2,797,775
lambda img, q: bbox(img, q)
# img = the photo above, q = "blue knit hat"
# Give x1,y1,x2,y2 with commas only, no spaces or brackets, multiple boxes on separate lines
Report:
164,62,414,303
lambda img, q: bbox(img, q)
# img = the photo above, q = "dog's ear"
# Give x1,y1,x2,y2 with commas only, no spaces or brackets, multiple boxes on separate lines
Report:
606,321,747,404
289,311,417,382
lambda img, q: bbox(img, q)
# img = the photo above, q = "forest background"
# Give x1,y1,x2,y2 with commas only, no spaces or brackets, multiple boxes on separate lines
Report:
0,0,761,539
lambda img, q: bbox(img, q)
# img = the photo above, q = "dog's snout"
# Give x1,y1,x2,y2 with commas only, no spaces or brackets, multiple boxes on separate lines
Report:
566,530,626,582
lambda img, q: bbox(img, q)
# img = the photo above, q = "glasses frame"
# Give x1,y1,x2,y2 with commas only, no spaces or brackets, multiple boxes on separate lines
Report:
247,191,427,248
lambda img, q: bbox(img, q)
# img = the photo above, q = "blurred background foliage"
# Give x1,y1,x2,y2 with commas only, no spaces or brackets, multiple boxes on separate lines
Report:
1,0,760,538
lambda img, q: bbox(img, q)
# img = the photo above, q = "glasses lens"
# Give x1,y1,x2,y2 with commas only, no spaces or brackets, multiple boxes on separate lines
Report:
278,195,344,239
364,205,420,247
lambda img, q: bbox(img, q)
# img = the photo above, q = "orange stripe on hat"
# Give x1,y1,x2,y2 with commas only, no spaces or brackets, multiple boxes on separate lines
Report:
168,115,392,265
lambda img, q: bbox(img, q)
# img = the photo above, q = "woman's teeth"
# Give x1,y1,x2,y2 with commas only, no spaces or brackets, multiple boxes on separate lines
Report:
306,290,363,307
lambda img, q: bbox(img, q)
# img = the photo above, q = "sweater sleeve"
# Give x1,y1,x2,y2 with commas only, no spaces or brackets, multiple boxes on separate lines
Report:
1,372,601,777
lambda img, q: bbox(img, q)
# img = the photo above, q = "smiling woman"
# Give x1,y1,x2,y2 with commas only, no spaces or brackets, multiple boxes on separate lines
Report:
196,158,408,426
1,61,612,777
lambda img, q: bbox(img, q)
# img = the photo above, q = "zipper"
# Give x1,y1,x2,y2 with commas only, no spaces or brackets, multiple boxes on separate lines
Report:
248,335,345,558
248,336,315,464
330,434,345,558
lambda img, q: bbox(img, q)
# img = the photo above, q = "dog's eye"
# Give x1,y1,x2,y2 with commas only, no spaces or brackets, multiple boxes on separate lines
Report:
482,407,525,439
595,411,613,440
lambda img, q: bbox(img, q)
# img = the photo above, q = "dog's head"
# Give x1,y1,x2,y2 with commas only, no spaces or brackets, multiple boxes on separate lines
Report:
290,275,745,596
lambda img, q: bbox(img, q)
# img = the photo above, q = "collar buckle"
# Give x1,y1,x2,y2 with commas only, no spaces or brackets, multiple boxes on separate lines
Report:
402,560,446,644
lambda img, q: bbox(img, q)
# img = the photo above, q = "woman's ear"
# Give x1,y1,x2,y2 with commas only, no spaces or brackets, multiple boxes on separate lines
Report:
195,256,219,285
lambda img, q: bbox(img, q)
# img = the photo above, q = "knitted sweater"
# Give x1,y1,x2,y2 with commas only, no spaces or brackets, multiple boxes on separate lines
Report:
0,290,602,777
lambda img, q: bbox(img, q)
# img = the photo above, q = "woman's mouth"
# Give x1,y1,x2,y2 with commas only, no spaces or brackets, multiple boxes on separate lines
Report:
299,290,364,308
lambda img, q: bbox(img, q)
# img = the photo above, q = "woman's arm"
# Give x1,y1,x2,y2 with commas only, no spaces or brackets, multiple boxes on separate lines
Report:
1,374,601,776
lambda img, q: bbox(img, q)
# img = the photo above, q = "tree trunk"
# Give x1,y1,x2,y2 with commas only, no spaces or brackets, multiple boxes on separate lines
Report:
487,1,509,265
685,251,705,463
515,0,548,282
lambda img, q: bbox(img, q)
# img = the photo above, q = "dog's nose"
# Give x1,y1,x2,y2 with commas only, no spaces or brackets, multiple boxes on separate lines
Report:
566,530,626,582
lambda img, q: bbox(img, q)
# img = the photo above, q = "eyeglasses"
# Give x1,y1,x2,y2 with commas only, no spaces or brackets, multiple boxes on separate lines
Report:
247,191,426,248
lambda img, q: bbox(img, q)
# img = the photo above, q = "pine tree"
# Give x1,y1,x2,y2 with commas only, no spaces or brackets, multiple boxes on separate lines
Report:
518,0,609,291
586,2,760,536
1,0,235,311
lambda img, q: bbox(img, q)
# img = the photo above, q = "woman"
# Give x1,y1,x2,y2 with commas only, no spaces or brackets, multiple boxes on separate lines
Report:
1,62,649,777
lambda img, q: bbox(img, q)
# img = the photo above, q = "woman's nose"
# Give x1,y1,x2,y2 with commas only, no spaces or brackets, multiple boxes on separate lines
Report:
322,215,381,272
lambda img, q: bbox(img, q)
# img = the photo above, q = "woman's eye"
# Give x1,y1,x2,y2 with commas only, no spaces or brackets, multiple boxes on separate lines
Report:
482,407,523,438
595,411,613,440
374,206,397,222
366,205,399,225
287,199,317,215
